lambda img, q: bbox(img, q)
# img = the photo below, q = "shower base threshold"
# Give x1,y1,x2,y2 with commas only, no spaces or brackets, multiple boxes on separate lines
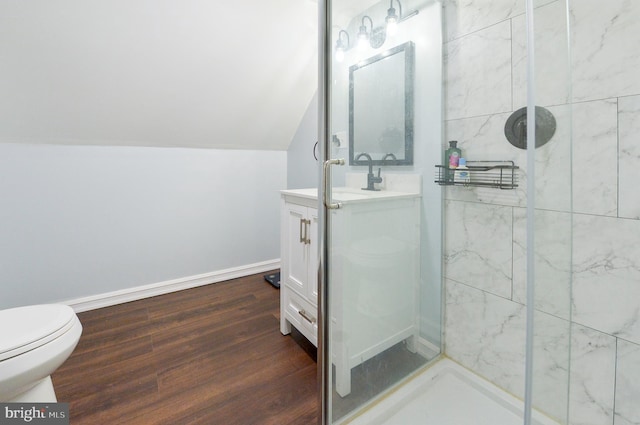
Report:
347,358,560,425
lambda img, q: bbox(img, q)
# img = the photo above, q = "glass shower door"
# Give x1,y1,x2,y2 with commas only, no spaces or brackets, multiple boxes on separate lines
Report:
319,0,443,423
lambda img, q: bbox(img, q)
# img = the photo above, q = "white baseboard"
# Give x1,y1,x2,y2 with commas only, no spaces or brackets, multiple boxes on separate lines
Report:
416,336,441,359
63,259,280,313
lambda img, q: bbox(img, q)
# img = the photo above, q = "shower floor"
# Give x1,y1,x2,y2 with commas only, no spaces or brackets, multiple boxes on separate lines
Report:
346,358,560,425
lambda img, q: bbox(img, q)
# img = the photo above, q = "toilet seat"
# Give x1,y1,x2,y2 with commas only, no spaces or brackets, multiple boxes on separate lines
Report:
0,305,77,362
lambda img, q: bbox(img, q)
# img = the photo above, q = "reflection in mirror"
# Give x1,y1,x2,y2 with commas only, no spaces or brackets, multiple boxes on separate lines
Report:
349,41,414,166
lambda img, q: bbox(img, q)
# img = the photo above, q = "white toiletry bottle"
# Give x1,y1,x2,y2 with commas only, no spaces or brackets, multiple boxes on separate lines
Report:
455,158,470,185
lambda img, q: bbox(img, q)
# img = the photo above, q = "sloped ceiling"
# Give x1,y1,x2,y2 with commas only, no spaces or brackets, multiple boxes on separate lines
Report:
0,0,318,150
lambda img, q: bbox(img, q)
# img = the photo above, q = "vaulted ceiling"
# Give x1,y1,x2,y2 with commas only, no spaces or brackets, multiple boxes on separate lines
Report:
0,0,319,150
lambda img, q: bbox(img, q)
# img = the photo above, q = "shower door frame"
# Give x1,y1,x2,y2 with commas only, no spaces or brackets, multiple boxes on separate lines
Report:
317,0,332,423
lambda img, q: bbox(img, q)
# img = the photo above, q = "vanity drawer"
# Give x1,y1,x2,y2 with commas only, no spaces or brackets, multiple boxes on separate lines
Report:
284,290,318,347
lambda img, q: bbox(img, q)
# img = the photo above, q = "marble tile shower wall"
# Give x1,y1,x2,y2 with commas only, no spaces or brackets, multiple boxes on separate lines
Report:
442,1,640,424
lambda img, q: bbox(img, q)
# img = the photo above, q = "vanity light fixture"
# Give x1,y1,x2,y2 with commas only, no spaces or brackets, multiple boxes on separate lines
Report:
357,15,373,49
336,4,419,57
335,30,350,62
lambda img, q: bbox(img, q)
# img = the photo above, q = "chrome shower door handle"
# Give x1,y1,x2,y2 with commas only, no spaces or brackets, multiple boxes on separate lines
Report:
323,158,345,210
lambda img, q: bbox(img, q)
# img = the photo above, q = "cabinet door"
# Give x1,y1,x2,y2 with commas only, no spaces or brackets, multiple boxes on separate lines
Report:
307,208,319,305
284,203,308,296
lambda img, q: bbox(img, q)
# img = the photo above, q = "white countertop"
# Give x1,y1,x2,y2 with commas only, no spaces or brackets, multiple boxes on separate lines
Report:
281,173,421,205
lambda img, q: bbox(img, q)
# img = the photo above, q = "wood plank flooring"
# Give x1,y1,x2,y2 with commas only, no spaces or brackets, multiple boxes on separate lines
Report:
52,271,318,425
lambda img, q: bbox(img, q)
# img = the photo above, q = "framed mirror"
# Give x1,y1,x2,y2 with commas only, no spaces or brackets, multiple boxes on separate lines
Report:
349,41,414,166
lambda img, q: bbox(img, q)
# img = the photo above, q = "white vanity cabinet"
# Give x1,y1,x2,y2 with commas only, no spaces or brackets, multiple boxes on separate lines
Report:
330,194,420,397
280,176,421,397
280,191,319,346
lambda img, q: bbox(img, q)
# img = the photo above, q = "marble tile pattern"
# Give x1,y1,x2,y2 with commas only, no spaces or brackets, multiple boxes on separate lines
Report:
571,99,618,217
572,214,640,345
444,200,512,299
512,208,572,320
571,0,640,102
568,324,616,425
445,280,572,421
619,95,640,220
511,1,571,109
442,0,640,423
444,21,512,121
443,0,557,42
443,0,524,42
517,102,614,217
532,104,572,213
445,280,526,398
615,339,640,425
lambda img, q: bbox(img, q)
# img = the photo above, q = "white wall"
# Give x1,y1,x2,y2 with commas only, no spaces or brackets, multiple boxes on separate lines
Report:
287,93,320,190
0,143,286,309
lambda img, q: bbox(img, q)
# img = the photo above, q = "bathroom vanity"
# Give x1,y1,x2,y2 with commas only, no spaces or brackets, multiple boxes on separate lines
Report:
280,190,320,346
280,174,421,397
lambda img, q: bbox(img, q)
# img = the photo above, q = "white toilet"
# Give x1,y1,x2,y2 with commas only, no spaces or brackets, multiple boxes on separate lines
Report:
0,304,82,402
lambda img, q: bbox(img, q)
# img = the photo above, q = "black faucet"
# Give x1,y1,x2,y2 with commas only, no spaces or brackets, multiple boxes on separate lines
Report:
355,152,382,191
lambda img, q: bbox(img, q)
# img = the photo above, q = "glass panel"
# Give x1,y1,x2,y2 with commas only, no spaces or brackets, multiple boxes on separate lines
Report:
530,1,572,423
325,0,443,423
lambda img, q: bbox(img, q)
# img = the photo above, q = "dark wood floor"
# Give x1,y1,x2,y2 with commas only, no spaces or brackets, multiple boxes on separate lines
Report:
52,271,318,425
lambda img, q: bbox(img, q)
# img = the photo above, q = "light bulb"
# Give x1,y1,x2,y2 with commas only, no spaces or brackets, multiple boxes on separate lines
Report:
335,48,345,62
386,6,399,36
387,21,398,36
357,32,368,49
